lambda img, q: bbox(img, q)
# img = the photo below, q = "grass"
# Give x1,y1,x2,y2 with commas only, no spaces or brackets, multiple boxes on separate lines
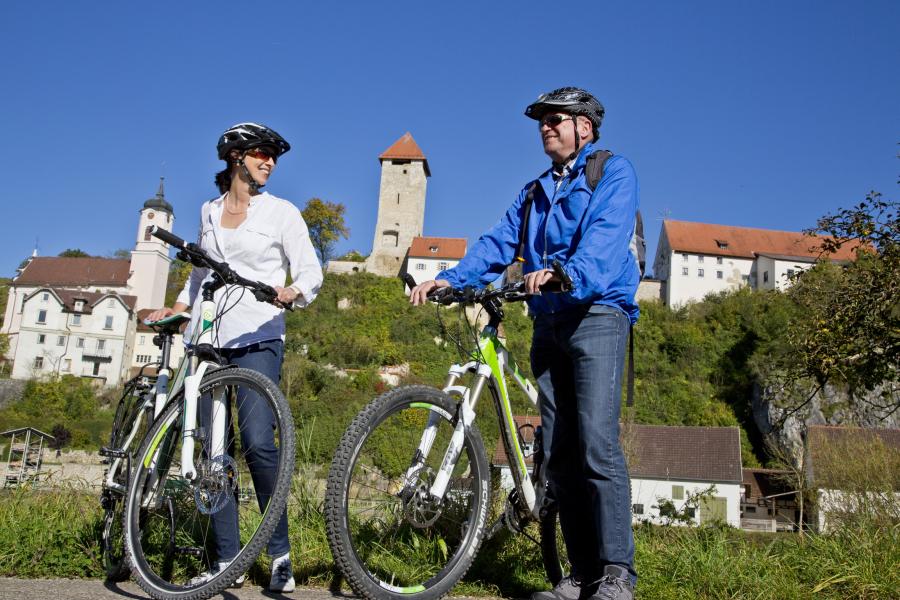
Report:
0,478,897,599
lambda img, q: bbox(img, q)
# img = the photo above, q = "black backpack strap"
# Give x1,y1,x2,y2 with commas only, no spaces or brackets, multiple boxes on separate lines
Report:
514,182,537,263
626,325,635,407
584,149,613,191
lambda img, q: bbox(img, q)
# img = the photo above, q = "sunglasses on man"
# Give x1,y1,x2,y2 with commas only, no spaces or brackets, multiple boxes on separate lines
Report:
539,114,575,128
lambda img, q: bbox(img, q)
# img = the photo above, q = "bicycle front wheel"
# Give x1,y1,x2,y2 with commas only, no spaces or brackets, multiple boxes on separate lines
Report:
325,385,491,600
123,367,295,600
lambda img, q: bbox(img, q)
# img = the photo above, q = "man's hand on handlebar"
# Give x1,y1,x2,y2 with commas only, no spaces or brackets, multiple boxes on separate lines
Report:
409,279,450,306
523,269,560,295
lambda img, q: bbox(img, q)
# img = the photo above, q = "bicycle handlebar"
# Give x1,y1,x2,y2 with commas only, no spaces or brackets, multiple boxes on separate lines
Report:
403,259,572,308
150,226,292,311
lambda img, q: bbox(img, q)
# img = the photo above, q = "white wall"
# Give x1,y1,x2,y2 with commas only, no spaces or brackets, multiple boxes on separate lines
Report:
661,251,753,308
405,257,460,291
630,477,742,527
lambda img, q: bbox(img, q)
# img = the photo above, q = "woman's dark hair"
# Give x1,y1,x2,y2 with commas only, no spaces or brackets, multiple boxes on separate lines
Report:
214,165,233,194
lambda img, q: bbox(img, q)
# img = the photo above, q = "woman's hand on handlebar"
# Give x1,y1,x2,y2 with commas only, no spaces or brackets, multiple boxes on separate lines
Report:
409,279,450,306
523,269,559,295
145,302,189,323
274,286,299,306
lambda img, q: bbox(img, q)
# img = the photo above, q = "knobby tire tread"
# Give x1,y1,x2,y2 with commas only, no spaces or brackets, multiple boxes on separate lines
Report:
324,385,491,600
123,367,295,600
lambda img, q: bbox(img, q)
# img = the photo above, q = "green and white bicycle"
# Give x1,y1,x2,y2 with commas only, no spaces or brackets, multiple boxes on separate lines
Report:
324,268,571,600
104,226,296,600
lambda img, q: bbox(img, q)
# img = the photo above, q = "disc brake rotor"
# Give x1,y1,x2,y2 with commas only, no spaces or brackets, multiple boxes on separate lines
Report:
194,455,239,515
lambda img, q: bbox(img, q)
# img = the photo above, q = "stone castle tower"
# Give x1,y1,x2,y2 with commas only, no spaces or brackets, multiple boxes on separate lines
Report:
366,133,430,277
127,178,174,310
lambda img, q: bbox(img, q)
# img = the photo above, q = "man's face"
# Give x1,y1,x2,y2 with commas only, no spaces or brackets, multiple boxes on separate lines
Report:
539,112,592,162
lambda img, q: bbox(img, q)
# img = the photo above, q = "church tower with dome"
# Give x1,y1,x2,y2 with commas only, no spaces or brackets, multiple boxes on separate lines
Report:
127,177,175,310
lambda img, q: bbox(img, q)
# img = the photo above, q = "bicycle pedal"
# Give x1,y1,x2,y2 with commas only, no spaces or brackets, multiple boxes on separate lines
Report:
100,447,128,459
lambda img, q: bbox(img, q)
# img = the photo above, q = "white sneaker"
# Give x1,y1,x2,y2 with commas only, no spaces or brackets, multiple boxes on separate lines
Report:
188,560,246,588
269,553,295,593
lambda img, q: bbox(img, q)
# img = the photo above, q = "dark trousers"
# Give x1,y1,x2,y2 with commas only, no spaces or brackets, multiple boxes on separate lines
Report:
531,306,636,585
203,339,290,561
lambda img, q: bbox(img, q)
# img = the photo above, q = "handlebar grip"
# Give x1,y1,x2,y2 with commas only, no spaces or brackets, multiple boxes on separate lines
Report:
150,226,185,249
551,259,573,292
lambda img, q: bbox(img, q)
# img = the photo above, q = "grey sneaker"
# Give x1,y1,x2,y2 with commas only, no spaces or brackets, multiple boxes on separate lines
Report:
269,553,295,593
187,560,246,588
588,565,634,600
532,575,592,600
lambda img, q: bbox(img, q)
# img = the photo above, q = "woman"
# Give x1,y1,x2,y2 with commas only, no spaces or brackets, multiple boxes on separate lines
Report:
147,122,322,592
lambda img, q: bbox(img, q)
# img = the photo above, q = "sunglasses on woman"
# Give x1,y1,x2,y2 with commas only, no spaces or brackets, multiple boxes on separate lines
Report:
244,147,278,162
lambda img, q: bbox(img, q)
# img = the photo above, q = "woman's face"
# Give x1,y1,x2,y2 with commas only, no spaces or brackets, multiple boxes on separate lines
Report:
239,146,278,186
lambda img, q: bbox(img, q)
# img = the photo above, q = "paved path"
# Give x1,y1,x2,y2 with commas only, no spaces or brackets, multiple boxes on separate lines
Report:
0,578,506,600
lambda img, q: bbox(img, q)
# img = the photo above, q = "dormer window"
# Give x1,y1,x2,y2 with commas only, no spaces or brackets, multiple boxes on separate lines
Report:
74,300,85,311
716,240,729,250
429,246,438,253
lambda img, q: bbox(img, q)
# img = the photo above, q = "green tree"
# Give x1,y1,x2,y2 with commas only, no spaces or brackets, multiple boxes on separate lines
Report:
301,198,350,264
165,258,193,307
58,248,91,258
783,192,898,401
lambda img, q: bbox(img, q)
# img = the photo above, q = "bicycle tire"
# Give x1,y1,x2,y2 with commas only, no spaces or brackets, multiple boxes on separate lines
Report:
539,503,570,587
122,367,295,600
102,376,154,582
325,385,491,600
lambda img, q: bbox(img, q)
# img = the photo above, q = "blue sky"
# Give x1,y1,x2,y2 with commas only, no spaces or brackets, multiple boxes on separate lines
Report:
1,1,897,279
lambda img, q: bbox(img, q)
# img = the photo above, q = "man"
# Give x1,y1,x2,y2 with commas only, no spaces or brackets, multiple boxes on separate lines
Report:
410,87,639,599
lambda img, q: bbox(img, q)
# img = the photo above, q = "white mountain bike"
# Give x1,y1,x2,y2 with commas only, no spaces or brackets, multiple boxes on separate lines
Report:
111,226,295,600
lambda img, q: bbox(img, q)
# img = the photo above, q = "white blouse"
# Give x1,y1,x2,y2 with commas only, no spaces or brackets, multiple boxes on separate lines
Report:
176,192,323,349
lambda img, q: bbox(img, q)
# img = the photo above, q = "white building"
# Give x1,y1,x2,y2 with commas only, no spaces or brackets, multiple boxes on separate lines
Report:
492,418,744,528
130,309,185,377
2,181,175,386
402,236,467,290
653,220,859,308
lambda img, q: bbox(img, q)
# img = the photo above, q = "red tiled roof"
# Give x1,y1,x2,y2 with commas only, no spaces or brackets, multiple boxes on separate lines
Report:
662,220,861,261
491,415,541,466
15,257,131,287
408,237,467,260
492,419,743,483
379,132,430,176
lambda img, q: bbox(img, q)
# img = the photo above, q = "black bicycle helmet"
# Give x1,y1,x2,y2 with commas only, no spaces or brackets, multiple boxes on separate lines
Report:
525,87,605,135
216,122,291,160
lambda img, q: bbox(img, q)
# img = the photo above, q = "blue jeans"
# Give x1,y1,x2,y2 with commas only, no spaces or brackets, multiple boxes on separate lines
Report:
202,339,290,561
531,305,636,585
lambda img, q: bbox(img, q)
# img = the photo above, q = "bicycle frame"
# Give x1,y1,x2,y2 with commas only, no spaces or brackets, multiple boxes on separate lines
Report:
405,321,544,517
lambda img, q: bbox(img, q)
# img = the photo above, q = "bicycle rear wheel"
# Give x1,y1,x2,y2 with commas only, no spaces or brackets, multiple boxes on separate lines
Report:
123,367,295,600
325,385,491,600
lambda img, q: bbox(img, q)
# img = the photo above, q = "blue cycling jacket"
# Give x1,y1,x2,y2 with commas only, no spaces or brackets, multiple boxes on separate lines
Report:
437,141,640,323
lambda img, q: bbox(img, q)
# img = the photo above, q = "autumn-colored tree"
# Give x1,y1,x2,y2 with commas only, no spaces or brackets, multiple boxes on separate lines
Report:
301,198,350,265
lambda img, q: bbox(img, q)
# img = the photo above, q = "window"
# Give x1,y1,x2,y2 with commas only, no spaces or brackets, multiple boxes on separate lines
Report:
716,271,723,279
786,269,795,278
72,314,81,326
763,271,769,284
741,274,750,283
74,300,84,311
717,257,723,265
37,334,45,344
698,268,705,278
632,504,644,515
76,337,85,348
104,316,114,329
33,356,43,369
57,335,65,346
716,240,729,250
682,267,689,276
144,225,152,241
36,309,47,324
697,256,704,263
41,292,49,302
438,262,449,271
429,246,438,253
682,254,689,262
109,299,116,308
138,335,145,346
415,263,426,270
685,507,696,518
62,359,71,372
672,485,684,500
745,506,757,514
97,339,106,351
